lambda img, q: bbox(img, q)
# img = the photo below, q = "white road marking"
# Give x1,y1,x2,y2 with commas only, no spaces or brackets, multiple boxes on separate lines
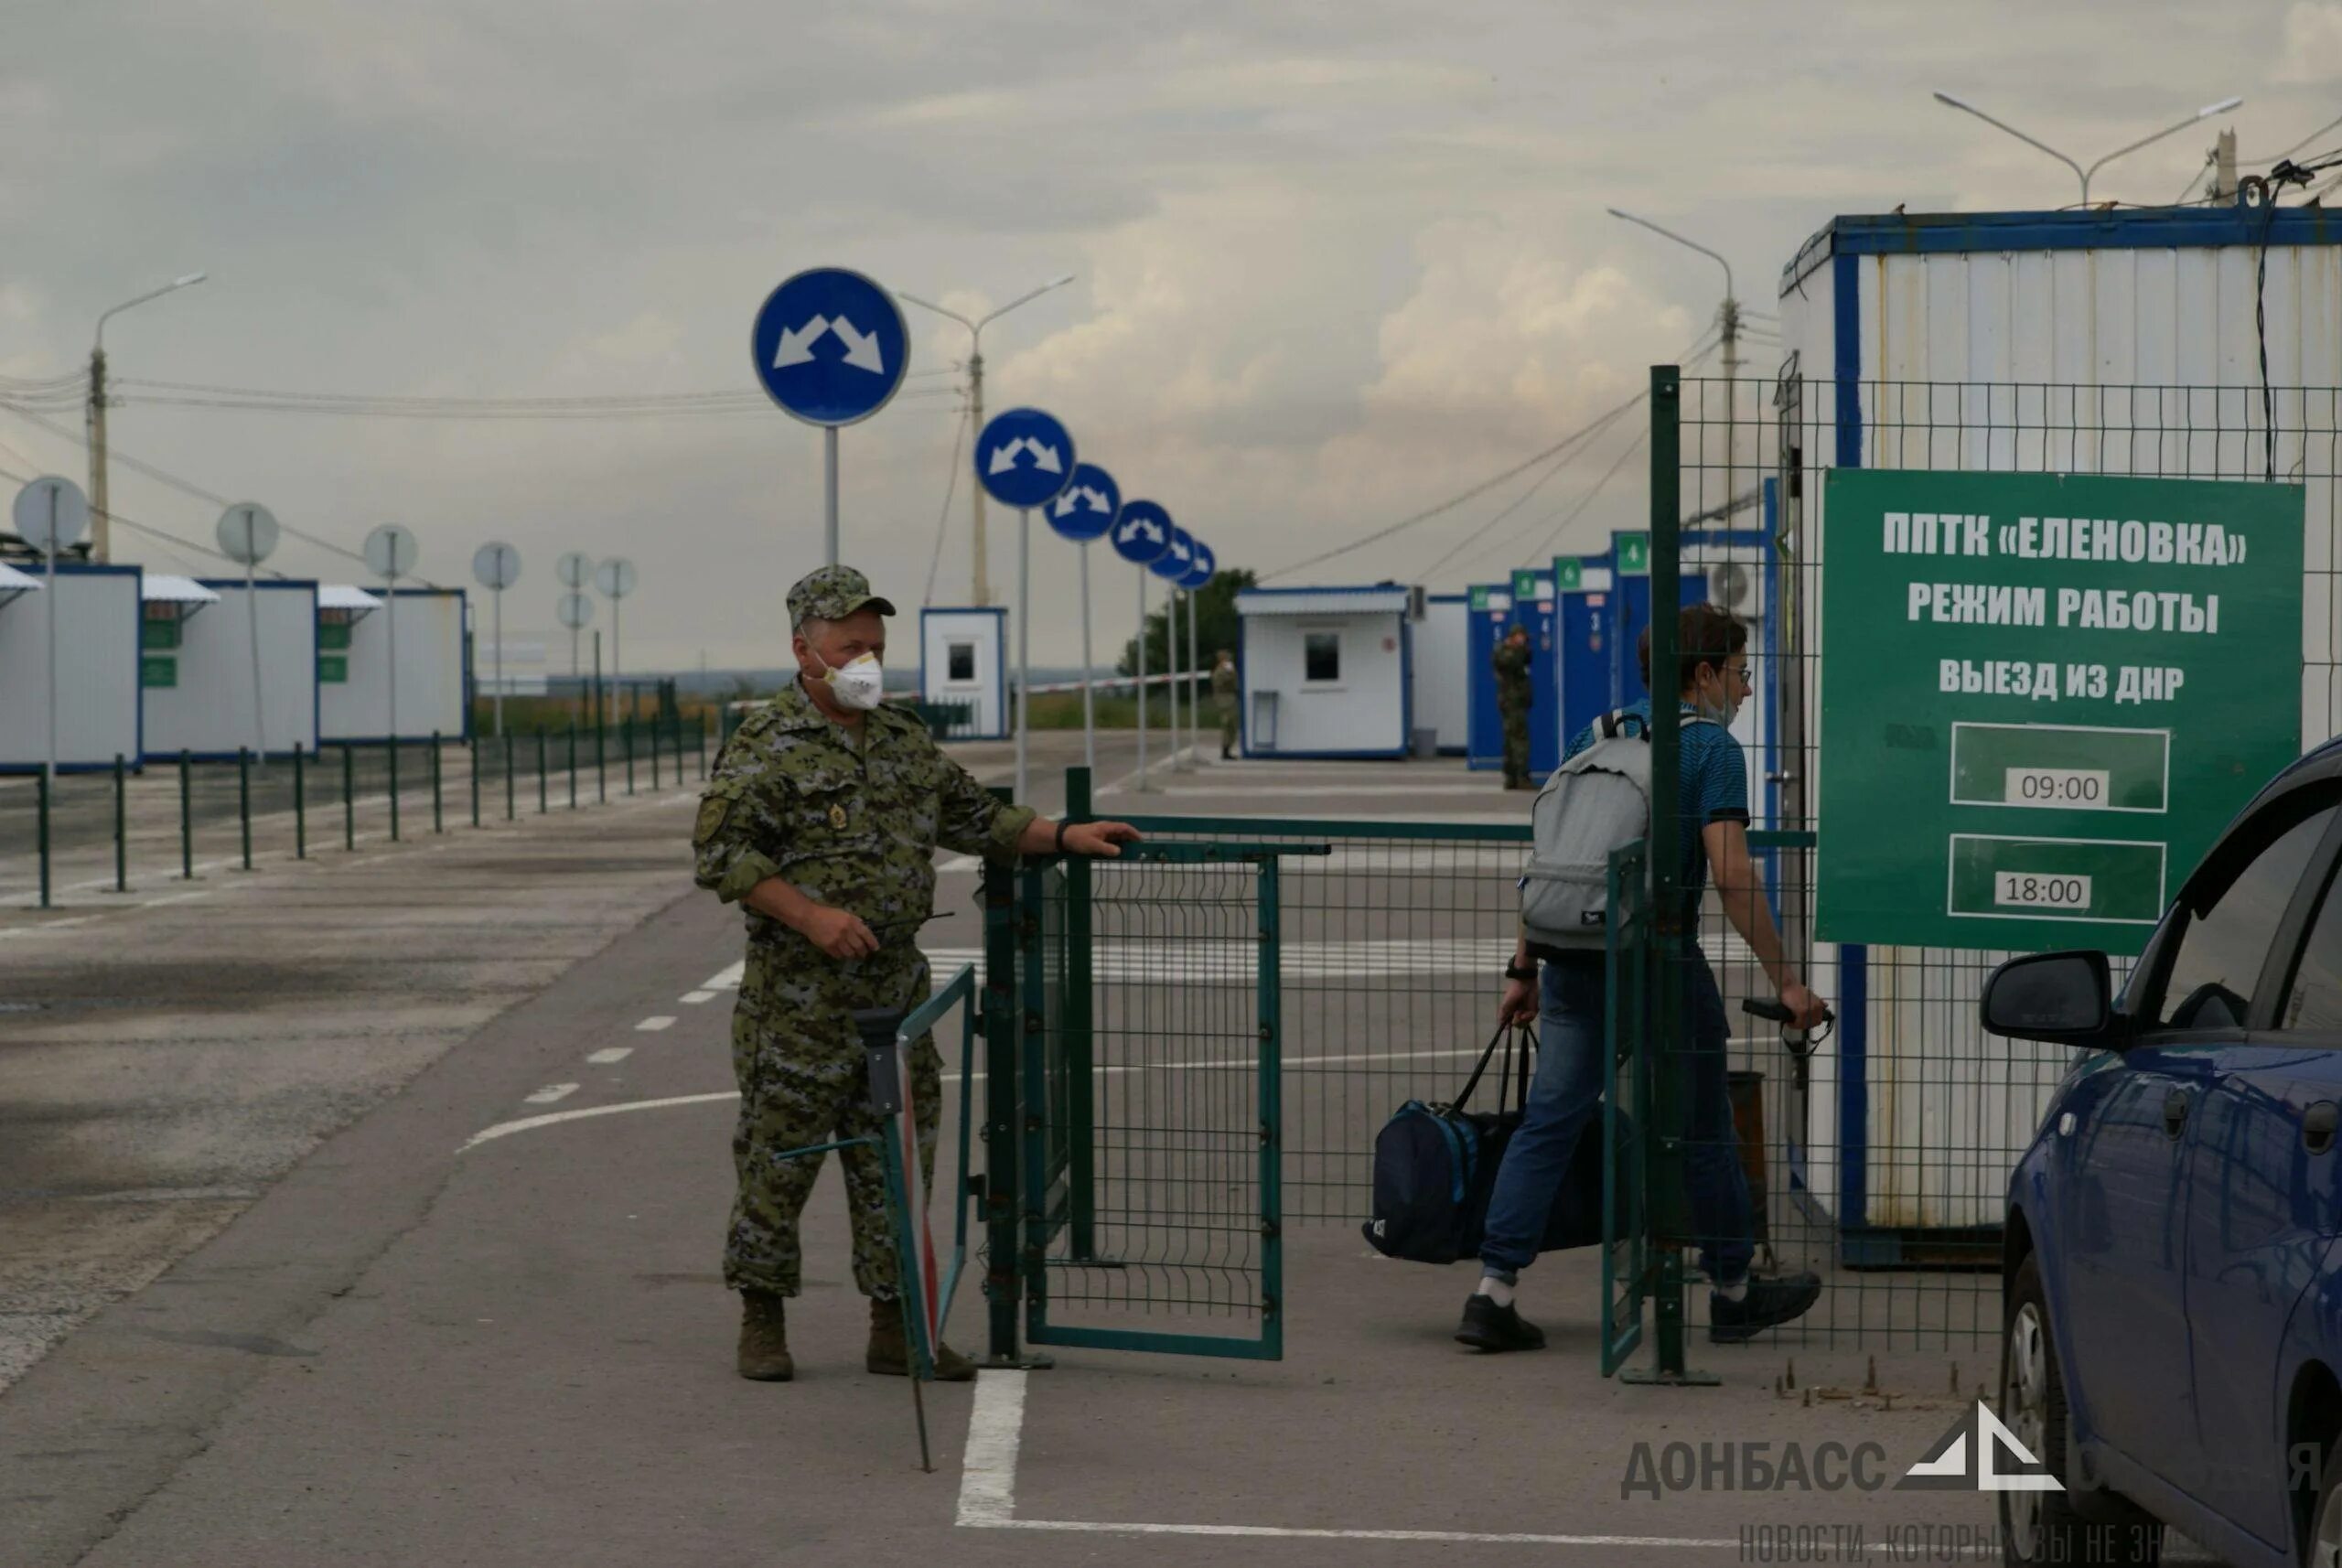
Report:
0,915,101,939
522,1082,579,1105
703,961,745,992
680,989,717,1004
635,1015,675,1032
458,1090,737,1151
138,891,211,908
935,855,982,875
954,1370,1026,1527
966,1520,1739,1548
586,1047,633,1065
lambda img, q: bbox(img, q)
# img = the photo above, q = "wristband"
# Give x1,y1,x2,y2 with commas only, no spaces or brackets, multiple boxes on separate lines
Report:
1504,961,1538,982
1055,820,1069,854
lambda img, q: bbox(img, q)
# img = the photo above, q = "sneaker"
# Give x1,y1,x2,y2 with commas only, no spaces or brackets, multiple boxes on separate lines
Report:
1455,1293,1546,1352
1707,1272,1821,1344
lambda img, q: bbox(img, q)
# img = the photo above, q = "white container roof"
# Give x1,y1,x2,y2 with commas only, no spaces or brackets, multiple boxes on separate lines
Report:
1237,586,1412,616
141,574,223,607
318,584,384,612
0,562,43,595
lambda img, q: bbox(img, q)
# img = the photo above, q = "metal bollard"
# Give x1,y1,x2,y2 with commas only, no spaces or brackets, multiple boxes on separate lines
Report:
295,746,306,861
536,728,548,814
505,733,516,822
596,714,607,804
566,723,577,810
469,736,481,829
113,754,128,893
238,747,252,871
36,769,50,910
624,715,636,797
180,750,194,879
651,715,661,789
697,709,708,779
342,745,356,852
431,732,444,834
389,740,401,843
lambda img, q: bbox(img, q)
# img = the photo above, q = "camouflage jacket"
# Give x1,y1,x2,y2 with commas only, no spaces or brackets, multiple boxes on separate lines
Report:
693,681,1037,961
1210,661,1238,698
1492,639,1534,710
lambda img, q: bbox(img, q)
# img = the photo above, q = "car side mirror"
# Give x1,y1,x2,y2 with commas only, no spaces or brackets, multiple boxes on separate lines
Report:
1981,950,2121,1047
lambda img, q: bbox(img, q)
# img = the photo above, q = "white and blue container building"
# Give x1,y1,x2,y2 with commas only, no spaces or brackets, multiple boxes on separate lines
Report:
140,575,324,763
0,561,142,773
918,607,1009,742
1233,585,1414,758
317,585,470,745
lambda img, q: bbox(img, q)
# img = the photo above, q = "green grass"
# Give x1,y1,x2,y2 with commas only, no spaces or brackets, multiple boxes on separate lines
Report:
1023,689,1231,730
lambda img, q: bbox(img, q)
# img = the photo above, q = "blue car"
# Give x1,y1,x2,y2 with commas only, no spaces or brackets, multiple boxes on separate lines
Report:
1984,743,2342,1568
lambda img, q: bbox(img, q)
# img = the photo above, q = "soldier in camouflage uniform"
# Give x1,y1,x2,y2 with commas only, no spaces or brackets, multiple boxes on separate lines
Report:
1493,624,1535,789
694,565,1138,1383
1210,649,1239,758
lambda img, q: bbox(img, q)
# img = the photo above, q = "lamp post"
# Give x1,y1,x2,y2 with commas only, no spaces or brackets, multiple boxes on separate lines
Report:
898,274,1076,607
1931,91,2244,206
90,272,207,563
1609,209,1738,527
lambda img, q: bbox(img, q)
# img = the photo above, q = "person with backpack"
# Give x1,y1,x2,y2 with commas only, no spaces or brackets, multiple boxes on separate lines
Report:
1456,602,1829,1352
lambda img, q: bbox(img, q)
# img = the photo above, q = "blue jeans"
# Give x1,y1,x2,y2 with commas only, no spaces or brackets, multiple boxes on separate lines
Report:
1478,950,1753,1285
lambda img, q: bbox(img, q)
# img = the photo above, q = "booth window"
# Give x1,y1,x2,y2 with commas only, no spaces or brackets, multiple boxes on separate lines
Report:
947,641,976,682
1303,629,1341,684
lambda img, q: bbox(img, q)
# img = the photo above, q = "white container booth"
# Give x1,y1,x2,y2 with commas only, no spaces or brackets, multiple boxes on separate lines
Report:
318,585,470,745
140,575,326,763
1410,592,1469,756
1234,585,1413,758
919,607,1008,741
0,562,142,773
1772,203,2342,1260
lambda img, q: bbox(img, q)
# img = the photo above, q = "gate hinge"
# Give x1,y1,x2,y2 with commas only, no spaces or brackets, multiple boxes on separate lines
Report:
1261,1221,1281,1240
1258,1025,1273,1043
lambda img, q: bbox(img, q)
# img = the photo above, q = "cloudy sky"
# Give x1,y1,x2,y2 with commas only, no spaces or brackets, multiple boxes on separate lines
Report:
5,0,2337,670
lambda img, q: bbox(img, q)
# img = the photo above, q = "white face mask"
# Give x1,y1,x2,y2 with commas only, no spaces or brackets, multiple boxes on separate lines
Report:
818,650,886,711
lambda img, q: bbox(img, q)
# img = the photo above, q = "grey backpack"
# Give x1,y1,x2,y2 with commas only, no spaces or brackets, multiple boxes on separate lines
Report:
1518,710,1714,955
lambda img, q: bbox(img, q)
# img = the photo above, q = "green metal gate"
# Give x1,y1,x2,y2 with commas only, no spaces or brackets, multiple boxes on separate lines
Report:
980,829,1323,1363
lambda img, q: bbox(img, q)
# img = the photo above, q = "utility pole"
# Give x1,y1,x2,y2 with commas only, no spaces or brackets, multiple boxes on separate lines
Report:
85,348,108,564
966,347,988,607
2212,128,2239,199
1719,294,1740,528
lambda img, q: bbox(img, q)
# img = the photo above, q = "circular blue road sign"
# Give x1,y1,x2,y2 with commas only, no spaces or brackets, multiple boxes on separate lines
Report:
1047,462,1120,543
1180,539,1216,591
750,266,910,427
1149,526,1195,582
1111,499,1173,566
975,407,1075,510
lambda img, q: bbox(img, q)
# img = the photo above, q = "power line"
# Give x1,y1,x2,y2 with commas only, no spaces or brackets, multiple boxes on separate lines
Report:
1414,398,1640,581
923,405,971,607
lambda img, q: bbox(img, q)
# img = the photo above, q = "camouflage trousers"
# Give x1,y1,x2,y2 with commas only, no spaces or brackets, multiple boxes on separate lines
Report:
1215,695,1237,752
1500,709,1531,787
724,954,942,1301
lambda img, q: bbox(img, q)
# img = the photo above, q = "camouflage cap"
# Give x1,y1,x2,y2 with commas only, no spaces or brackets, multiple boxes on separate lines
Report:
787,564,897,628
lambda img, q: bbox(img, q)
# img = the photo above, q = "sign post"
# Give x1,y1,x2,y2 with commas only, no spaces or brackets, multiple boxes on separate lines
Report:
556,551,592,705
14,477,90,789
750,267,911,566
1816,469,2303,952
1111,501,1174,790
972,407,1076,804
364,525,420,749
471,543,522,738
595,558,637,729
1046,462,1123,775
216,503,281,763
1179,540,1216,762
1150,529,1197,768
557,591,594,724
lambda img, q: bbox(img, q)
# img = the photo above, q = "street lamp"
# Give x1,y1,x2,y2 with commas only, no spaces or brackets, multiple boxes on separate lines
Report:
89,271,207,563
1932,92,2244,207
898,273,1076,606
1609,209,1742,530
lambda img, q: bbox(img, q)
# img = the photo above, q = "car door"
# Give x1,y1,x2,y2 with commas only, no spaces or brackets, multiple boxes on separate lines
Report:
2059,795,2339,1494
2181,793,2342,1549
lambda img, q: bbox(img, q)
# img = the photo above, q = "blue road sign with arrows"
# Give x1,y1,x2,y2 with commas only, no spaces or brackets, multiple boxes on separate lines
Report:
974,408,1075,509
1111,500,1173,565
1180,539,1216,591
1047,462,1120,543
751,267,909,427
1149,526,1195,581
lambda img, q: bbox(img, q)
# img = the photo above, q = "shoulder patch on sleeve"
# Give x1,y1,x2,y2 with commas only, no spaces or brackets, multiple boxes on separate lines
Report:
693,795,732,846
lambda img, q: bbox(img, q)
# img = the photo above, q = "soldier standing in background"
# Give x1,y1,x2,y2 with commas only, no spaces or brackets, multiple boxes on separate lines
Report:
1493,623,1535,789
1211,648,1239,759
693,565,1138,1383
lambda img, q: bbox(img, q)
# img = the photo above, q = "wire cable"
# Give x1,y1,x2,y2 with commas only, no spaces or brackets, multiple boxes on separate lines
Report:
923,404,971,607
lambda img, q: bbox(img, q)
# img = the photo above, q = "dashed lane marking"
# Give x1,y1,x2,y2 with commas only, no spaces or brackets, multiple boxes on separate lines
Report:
680,989,717,1004
522,1083,579,1105
635,1015,675,1032
586,1047,633,1065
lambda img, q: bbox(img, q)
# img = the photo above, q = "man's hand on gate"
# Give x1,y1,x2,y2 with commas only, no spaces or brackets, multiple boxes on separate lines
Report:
798,903,880,961
1060,821,1142,858
1498,975,1539,1028
1779,980,1831,1031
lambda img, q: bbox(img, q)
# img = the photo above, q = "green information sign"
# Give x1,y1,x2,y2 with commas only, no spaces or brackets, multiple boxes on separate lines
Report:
318,654,349,684
1616,532,1650,575
140,654,177,690
1468,585,1491,612
1817,468,2303,954
318,621,352,652
141,619,181,651
1555,557,1584,592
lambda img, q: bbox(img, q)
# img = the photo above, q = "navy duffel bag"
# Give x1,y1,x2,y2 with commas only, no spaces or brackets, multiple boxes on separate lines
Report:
1361,1023,1617,1264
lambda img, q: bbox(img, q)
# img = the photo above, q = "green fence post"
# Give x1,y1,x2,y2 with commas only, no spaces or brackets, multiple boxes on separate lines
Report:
504,733,516,822
113,754,128,893
979,847,1026,1366
179,751,194,878
596,710,607,804
294,745,306,861
624,715,636,797
388,740,401,843
469,736,481,829
342,745,355,852
36,769,50,909
651,714,662,790
537,728,548,814
1064,766,1098,1259
431,733,444,833
238,747,252,870
567,723,578,810
696,709,707,779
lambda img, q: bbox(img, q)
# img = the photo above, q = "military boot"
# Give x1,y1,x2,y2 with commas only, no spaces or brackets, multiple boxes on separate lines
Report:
865,1295,976,1381
736,1290,794,1381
